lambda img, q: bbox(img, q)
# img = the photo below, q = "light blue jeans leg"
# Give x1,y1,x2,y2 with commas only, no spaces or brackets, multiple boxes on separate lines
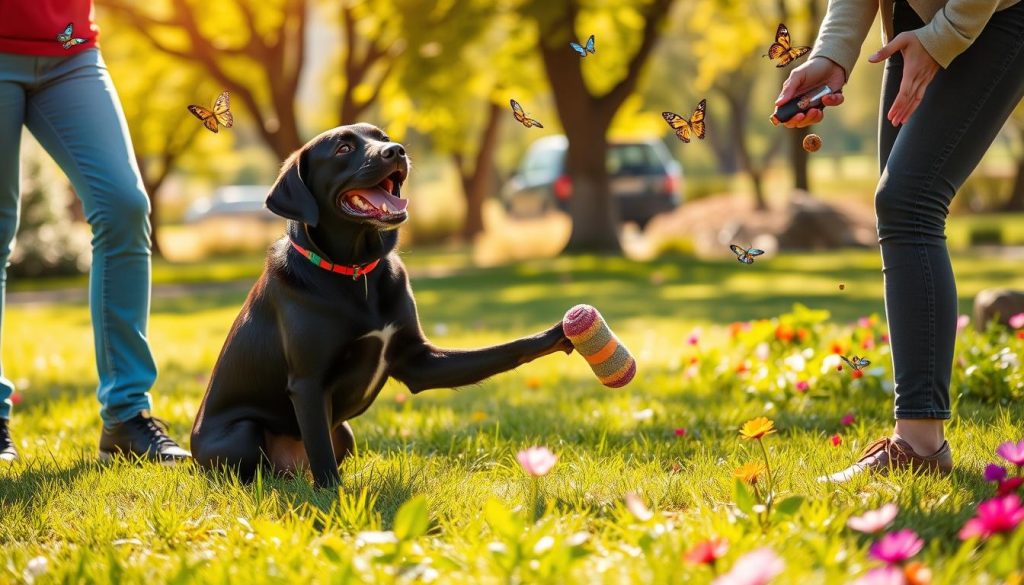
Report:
22,49,156,425
0,55,27,420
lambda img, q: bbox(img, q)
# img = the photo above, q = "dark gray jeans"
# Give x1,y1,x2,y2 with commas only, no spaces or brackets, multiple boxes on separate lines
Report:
877,0,1024,419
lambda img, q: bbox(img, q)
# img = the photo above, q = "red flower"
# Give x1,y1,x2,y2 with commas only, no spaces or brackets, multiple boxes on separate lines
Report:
841,413,855,426
9,393,22,405
851,369,864,379
1017,330,1024,340
881,333,890,344
830,341,845,355
674,428,687,437
728,322,746,338
689,356,699,365
735,361,749,374
831,434,842,446
997,477,1024,496
684,537,728,565
796,328,809,342
795,380,809,393
775,324,795,343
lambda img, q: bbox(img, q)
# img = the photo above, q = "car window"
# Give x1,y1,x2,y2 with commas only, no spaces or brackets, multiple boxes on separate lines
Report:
520,145,565,184
608,144,664,176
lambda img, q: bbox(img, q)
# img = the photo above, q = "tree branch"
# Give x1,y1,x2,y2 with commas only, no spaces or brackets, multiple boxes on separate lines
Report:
597,0,673,118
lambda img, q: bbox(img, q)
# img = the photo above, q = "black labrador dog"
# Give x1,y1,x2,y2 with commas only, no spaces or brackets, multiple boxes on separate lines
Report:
191,124,573,487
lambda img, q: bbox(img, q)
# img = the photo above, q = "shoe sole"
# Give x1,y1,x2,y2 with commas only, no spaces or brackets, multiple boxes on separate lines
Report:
98,450,189,467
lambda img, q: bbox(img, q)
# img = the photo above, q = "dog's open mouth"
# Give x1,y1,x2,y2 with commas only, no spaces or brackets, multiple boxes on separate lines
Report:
338,171,409,226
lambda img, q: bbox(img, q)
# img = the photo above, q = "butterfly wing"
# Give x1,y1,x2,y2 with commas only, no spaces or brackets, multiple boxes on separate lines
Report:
840,355,855,369
188,105,219,133
747,249,765,257
62,38,86,49
775,23,792,50
525,117,544,129
510,99,528,125
585,34,595,53
690,99,706,140
856,358,871,368
776,45,811,68
662,112,691,143
212,91,233,128
56,23,73,43
570,42,586,56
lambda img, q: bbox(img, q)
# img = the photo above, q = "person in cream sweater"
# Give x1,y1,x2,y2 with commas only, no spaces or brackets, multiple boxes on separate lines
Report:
777,0,1023,482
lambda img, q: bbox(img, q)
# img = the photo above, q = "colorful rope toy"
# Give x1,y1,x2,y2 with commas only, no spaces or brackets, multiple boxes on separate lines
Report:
562,304,636,388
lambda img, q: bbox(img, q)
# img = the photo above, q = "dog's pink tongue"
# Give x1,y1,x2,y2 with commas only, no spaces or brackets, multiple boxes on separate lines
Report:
349,187,408,212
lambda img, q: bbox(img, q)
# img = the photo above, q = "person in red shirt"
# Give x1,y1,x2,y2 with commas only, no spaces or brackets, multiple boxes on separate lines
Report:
0,0,190,463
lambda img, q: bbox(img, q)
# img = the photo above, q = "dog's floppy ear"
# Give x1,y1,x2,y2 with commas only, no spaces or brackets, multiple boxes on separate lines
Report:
266,148,319,226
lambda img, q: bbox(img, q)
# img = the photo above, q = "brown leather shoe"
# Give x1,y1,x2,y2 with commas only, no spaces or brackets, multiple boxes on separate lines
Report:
819,437,952,483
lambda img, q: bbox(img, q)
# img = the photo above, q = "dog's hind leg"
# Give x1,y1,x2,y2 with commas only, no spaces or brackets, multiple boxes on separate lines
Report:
193,419,265,483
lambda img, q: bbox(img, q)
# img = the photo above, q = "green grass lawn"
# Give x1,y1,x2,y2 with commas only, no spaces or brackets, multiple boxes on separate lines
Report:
1,250,1022,583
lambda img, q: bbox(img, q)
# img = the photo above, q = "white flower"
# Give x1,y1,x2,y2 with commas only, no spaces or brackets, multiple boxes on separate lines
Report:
821,354,843,374
633,408,654,421
356,531,398,545
997,348,1019,369
24,556,48,579
754,342,771,361
783,353,806,372
533,535,555,555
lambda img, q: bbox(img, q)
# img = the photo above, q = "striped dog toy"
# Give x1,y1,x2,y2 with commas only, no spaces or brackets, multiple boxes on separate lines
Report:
562,304,636,388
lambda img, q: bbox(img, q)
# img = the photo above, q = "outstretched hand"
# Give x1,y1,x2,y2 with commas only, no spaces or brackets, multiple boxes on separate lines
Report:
868,31,940,126
775,58,848,128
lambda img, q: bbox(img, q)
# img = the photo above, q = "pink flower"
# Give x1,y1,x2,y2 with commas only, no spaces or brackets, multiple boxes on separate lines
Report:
858,317,872,329
997,439,1024,466
1009,312,1024,329
516,446,557,477
841,413,856,426
869,529,923,564
998,477,1024,496
847,504,899,534
795,380,809,393
712,547,784,585
956,314,970,336
861,337,876,350
687,329,701,345
674,428,687,437
851,567,906,585
881,333,890,344
959,494,1024,540
831,434,842,447
984,464,1008,482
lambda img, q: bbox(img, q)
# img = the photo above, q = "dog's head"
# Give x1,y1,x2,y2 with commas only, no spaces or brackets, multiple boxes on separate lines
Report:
266,123,410,230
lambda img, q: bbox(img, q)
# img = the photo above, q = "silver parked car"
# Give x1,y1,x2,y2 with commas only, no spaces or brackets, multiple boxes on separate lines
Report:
501,135,683,228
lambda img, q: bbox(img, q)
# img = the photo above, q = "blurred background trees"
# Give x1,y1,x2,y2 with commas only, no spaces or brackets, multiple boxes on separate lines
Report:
14,0,1022,274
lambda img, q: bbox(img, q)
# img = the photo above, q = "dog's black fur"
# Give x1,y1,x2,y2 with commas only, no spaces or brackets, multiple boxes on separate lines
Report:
191,124,573,487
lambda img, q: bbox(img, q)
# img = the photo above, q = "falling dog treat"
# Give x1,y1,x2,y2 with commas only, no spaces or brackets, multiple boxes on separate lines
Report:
803,133,822,152
839,283,846,290
562,304,636,387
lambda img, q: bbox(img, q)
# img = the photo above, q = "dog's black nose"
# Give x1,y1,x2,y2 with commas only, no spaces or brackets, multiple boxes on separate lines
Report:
381,143,406,160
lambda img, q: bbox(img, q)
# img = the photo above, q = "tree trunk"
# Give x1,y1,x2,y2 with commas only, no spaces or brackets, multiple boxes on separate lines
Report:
790,127,810,191
456,102,503,240
533,0,672,254
1004,158,1024,211
565,135,621,252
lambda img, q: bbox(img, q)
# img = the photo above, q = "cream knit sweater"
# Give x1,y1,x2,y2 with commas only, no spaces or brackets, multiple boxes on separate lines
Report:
809,0,1021,77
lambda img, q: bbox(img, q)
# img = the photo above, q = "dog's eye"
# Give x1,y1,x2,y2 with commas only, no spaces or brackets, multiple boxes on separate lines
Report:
337,144,354,155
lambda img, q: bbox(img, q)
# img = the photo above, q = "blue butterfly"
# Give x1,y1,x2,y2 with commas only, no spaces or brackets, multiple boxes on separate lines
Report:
56,23,86,50
840,355,871,371
730,244,765,264
570,34,596,57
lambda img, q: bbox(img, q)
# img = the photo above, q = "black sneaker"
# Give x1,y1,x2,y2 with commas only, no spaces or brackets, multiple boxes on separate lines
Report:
99,411,191,465
0,418,17,462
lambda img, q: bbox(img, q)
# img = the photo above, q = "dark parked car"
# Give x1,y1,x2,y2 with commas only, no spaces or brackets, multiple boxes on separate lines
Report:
501,135,682,228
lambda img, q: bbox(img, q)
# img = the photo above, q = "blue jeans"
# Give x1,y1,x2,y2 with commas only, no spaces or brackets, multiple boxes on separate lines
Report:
878,1,1024,419
0,48,156,425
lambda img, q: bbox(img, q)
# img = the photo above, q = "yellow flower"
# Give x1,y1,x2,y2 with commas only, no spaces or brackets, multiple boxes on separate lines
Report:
739,417,776,440
734,461,767,484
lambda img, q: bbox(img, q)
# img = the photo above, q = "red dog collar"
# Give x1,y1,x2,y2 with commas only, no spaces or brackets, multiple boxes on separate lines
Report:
290,239,381,279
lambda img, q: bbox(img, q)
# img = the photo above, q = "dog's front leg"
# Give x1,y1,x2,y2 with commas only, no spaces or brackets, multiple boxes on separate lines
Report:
288,379,340,488
391,322,573,393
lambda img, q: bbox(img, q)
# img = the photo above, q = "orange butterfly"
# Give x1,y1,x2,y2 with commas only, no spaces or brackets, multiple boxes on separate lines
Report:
188,91,234,133
764,23,810,68
662,99,706,143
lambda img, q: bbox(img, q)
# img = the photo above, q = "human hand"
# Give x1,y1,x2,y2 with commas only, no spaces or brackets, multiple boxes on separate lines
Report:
868,31,940,126
775,58,847,128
